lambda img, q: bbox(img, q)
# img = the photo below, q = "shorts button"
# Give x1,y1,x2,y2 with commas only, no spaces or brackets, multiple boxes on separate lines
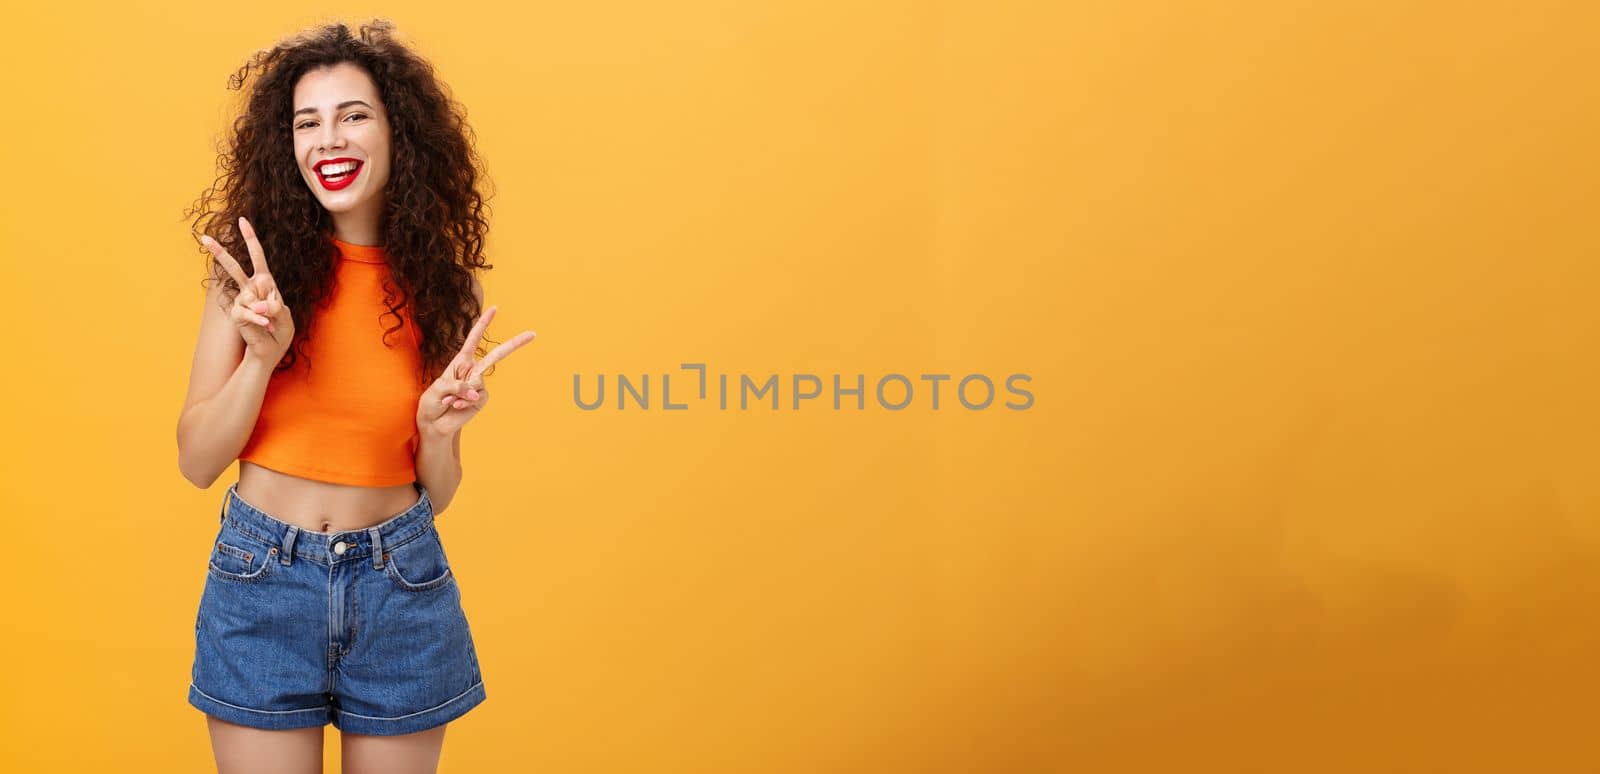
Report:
333,541,348,555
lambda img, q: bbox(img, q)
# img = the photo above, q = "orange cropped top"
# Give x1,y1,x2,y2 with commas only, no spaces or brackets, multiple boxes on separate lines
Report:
237,237,428,487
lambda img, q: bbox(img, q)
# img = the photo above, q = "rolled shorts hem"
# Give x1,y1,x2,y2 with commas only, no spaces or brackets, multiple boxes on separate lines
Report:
188,683,332,731
333,681,487,736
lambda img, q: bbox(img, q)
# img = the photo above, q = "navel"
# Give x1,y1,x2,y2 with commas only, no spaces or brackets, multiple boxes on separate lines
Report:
321,521,333,533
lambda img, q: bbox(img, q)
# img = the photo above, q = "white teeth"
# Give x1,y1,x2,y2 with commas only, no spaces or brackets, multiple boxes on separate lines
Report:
319,161,360,176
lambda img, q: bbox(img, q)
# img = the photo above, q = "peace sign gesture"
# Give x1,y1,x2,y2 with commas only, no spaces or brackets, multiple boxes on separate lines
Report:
416,305,536,437
201,216,294,366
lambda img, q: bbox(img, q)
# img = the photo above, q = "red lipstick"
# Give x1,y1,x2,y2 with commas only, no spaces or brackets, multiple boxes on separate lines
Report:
313,157,363,191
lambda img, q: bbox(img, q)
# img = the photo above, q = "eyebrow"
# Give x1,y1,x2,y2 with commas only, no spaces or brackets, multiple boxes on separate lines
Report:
293,99,375,118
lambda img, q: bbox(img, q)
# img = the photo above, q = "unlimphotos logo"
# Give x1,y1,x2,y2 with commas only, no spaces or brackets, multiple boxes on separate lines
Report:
574,363,1034,411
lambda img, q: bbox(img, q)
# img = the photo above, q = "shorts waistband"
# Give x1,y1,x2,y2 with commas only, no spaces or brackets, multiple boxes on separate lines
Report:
219,481,435,567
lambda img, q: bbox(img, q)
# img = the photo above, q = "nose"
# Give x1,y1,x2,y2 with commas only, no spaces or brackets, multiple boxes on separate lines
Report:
316,124,346,153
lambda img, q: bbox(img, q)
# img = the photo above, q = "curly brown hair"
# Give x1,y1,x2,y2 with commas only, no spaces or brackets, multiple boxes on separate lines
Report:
184,19,498,385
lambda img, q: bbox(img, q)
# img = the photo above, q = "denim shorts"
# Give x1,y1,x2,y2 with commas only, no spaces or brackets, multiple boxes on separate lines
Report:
188,482,486,736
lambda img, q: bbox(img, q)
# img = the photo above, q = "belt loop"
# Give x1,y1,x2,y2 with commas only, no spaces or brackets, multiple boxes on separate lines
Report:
370,526,384,570
280,525,299,566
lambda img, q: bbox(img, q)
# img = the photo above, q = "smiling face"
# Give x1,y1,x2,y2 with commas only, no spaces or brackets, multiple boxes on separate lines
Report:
291,62,392,244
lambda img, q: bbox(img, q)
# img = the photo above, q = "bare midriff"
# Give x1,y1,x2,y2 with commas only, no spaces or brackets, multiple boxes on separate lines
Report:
237,460,422,534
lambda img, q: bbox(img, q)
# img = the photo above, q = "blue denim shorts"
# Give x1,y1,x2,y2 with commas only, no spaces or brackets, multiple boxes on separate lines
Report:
188,482,486,736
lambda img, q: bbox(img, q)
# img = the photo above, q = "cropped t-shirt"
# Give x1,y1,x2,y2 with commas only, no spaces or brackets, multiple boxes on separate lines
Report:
237,237,427,487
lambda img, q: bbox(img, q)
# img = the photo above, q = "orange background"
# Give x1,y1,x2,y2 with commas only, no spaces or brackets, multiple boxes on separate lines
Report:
2,1,1598,771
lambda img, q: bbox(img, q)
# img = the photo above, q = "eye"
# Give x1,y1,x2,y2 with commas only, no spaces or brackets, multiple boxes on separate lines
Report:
294,113,368,130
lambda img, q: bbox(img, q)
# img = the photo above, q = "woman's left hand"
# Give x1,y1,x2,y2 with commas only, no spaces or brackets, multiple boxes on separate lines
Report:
416,305,536,437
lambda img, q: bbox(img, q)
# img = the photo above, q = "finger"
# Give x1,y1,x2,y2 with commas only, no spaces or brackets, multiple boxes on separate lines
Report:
439,384,480,403
440,386,475,404
202,234,251,288
231,297,269,326
231,276,261,305
268,291,289,322
447,352,476,381
239,217,272,278
468,330,537,381
455,305,498,362
231,304,271,327
433,377,469,403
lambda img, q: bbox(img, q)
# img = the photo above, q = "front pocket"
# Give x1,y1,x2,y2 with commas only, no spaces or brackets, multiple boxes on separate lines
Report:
208,539,277,583
383,529,454,592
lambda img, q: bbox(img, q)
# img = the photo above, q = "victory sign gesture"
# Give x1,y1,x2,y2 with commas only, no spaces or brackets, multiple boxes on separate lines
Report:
202,216,295,366
417,305,536,437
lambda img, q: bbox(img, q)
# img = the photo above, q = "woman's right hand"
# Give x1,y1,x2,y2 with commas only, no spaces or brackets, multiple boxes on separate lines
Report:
202,216,295,367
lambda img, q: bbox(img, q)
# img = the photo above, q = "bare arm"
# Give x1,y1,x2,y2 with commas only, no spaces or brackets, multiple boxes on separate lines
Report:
176,220,296,488
176,280,273,487
415,425,463,516
414,275,481,514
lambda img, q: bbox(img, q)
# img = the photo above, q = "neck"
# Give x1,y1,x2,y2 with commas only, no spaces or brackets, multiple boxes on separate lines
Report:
331,204,383,246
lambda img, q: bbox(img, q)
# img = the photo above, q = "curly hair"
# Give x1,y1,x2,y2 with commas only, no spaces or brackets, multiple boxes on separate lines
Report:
184,18,498,386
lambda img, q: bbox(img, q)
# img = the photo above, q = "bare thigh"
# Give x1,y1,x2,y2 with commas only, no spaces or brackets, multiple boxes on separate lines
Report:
341,724,448,774
206,716,323,774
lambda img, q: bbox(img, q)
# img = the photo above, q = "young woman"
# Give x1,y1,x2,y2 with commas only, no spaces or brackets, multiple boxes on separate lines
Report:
176,20,533,772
